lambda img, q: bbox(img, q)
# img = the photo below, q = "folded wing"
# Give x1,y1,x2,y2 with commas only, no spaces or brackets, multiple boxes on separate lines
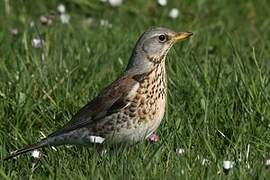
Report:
48,74,138,138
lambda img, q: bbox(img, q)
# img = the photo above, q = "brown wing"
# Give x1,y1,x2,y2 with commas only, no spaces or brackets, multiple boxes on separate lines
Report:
48,74,138,138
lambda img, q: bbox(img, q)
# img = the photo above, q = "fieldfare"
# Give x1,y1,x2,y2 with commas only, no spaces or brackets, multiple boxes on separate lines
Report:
4,27,192,160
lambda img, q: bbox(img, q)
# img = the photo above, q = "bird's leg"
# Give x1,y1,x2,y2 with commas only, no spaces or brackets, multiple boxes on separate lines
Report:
30,149,42,171
97,143,107,157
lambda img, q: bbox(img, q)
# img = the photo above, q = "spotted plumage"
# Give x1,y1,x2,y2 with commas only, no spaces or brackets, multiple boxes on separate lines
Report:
4,27,192,160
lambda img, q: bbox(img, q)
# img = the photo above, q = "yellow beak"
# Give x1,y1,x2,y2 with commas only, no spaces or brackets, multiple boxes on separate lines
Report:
173,32,193,42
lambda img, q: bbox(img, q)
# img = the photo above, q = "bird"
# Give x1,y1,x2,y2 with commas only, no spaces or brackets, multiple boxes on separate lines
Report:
3,27,192,160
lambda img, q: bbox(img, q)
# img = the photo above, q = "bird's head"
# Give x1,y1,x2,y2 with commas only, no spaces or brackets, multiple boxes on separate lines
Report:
126,27,193,74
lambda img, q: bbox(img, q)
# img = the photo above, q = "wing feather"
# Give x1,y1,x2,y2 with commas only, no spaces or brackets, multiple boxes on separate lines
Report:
48,75,138,137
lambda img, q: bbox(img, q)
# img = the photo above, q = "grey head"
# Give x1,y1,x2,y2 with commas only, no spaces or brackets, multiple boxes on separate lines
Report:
125,27,193,74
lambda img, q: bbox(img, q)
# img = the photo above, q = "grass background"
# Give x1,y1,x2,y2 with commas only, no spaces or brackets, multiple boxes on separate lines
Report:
1,0,270,179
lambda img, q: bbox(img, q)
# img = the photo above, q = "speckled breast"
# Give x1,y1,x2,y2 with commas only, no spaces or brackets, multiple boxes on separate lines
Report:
132,63,167,128
101,63,167,143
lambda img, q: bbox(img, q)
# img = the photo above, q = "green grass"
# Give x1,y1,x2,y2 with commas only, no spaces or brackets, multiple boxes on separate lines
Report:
1,0,270,179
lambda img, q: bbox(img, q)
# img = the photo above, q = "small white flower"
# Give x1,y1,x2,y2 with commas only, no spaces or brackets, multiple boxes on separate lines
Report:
83,17,94,26
40,15,53,25
31,38,44,48
30,21,35,28
100,19,112,28
100,19,106,26
266,159,270,166
157,0,167,6
223,160,234,170
57,4,66,14
169,8,179,19
10,28,18,36
176,148,185,156
31,150,41,159
109,0,122,7
60,14,70,24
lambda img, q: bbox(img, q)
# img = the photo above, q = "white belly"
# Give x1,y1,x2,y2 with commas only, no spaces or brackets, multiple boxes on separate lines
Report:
107,98,166,144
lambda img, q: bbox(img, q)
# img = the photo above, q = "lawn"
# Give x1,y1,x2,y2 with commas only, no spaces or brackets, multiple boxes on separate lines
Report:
1,0,270,179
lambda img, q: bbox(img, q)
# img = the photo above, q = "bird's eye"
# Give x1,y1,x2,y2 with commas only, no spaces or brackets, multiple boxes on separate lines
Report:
158,34,167,42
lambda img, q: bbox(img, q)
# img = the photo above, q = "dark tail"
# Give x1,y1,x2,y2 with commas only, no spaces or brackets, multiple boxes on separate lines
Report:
3,139,48,161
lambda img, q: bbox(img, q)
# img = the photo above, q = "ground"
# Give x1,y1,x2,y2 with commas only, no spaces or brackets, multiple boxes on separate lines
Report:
1,0,270,179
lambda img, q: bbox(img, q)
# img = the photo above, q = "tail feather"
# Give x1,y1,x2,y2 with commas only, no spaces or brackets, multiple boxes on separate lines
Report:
3,139,48,161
